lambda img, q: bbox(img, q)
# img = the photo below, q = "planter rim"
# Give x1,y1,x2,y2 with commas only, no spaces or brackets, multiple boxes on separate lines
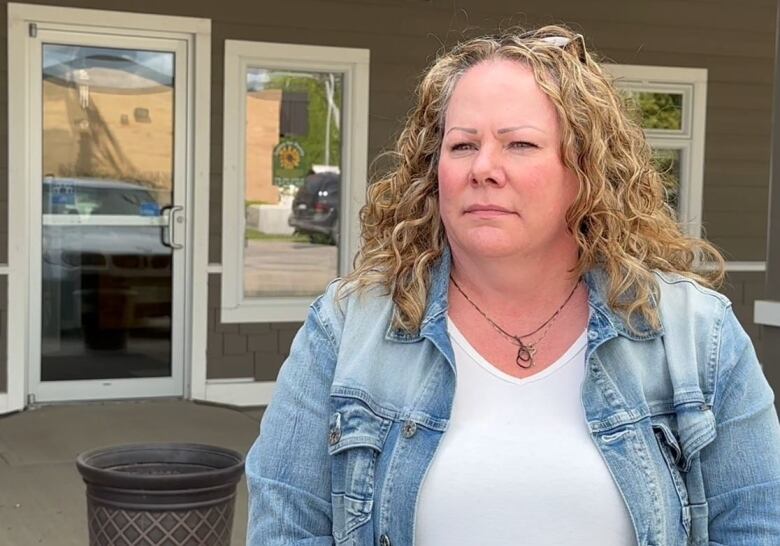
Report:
76,442,245,491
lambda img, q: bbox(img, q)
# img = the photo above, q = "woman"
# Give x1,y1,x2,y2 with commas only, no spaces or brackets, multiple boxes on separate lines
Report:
246,26,780,546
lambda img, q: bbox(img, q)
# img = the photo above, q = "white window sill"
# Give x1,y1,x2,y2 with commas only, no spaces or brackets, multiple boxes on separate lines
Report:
220,296,313,323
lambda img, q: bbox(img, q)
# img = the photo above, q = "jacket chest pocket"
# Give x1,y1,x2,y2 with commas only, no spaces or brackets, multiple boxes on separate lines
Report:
328,397,391,544
651,402,716,541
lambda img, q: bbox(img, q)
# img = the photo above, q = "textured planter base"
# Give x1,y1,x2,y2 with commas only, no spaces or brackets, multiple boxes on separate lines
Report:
77,443,245,546
87,500,235,546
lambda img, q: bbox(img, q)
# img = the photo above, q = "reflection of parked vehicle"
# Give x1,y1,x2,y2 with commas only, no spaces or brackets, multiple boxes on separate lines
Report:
43,177,167,216
42,177,171,349
288,172,339,245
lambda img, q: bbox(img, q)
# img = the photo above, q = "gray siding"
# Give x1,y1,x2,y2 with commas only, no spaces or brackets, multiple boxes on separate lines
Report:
207,274,300,382
0,0,774,385
720,270,766,358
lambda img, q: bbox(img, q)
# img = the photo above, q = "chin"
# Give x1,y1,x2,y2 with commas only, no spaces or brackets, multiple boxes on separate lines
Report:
470,245,522,259
456,232,522,259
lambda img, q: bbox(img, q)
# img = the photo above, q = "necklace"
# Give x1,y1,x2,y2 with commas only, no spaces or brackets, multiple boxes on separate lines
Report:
449,275,580,369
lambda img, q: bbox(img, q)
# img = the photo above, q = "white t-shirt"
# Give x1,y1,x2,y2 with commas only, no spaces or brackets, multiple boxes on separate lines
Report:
413,318,636,546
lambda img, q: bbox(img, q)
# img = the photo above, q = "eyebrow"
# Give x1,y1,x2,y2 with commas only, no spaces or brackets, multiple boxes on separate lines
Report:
445,125,545,135
446,126,477,135
497,125,545,134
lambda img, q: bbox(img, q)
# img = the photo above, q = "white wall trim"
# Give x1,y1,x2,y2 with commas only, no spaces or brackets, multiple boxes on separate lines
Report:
220,40,370,323
723,261,766,272
755,300,780,327
0,393,11,415
204,380,276,407
605,64,708,85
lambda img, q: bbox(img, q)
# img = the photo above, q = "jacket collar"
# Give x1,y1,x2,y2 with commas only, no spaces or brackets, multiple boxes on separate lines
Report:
384,247,451,343
583,267,663,341
385,246,663,343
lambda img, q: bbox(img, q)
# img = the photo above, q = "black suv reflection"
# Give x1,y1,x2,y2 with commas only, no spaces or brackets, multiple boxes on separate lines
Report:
288,172,340,245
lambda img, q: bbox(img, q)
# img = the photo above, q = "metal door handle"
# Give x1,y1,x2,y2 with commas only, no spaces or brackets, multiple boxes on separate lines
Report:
163,205,184,249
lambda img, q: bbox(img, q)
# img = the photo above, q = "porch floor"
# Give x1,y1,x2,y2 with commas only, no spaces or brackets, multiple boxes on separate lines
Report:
0,399,265,546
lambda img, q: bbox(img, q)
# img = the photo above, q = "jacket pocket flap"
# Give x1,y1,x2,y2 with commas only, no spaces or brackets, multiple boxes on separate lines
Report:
652,403,716,472
676,403,716,471
328,397,390,455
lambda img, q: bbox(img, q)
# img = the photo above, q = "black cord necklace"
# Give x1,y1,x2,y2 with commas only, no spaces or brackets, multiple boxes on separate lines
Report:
449,275,580,369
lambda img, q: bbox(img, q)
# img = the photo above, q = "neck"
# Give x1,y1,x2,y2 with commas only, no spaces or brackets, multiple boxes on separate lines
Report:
448,246,581,324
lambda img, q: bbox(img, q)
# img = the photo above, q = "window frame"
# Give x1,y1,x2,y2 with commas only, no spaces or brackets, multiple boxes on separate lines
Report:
220,40,369,323
604,64,707,238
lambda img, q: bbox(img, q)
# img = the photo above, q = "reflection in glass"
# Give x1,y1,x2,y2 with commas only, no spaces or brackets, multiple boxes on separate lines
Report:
651,148,682,214
41,44,174,381
243,68,343,298
625,91,683,131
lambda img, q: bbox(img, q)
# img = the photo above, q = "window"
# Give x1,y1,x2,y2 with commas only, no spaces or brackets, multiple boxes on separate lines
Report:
604,65,707,237
220,41,369,322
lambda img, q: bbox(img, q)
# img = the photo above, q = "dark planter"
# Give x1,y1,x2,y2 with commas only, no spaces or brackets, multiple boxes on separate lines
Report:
76,443,245,546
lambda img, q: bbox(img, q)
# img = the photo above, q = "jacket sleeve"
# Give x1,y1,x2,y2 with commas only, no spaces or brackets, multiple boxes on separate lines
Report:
245,299,338,546
701,306,780,545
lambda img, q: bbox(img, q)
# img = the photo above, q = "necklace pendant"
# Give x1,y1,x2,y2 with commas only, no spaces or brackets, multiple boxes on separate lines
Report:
515,342,536,369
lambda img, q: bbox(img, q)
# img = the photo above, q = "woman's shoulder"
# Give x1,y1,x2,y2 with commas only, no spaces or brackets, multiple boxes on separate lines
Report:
312,278,396,346
650,270,754,389
316,277,395,317
652,270,732,321
586,267,731,332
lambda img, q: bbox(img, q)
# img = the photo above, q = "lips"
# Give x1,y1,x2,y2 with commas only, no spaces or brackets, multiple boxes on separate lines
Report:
464,204,514,214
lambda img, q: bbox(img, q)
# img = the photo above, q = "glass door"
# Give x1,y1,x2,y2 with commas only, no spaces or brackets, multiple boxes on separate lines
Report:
29,29,188,402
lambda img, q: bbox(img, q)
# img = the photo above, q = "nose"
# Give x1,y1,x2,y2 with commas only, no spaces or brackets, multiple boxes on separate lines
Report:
470,143,506,187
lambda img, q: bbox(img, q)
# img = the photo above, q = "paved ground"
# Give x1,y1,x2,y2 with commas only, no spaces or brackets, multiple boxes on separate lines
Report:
244,240,338,297
0,399,264,546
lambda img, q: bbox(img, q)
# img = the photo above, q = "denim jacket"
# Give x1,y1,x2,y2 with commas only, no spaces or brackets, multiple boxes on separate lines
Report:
246,252,780,546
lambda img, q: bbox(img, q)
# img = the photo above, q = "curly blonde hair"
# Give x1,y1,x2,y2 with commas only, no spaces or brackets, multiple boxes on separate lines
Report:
341,24,724,333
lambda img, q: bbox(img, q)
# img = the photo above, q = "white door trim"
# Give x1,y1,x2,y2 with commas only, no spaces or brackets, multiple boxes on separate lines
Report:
29,29,188,402
6,3,211,412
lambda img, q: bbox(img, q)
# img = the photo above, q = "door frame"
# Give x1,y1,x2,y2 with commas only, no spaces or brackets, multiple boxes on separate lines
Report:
6,3,211,411
30,30,188,402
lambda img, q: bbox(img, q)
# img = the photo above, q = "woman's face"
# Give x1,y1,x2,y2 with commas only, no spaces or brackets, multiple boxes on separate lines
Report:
438,59,580,263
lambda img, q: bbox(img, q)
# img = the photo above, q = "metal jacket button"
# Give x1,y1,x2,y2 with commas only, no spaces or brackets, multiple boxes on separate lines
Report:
402,420,417,438
379,533,391,546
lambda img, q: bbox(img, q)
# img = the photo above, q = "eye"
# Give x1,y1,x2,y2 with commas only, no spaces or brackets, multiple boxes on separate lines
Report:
450,142,477,152
509,141,537,150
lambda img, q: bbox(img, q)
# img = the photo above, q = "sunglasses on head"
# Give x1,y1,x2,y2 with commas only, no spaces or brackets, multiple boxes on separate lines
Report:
517,31,587,63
